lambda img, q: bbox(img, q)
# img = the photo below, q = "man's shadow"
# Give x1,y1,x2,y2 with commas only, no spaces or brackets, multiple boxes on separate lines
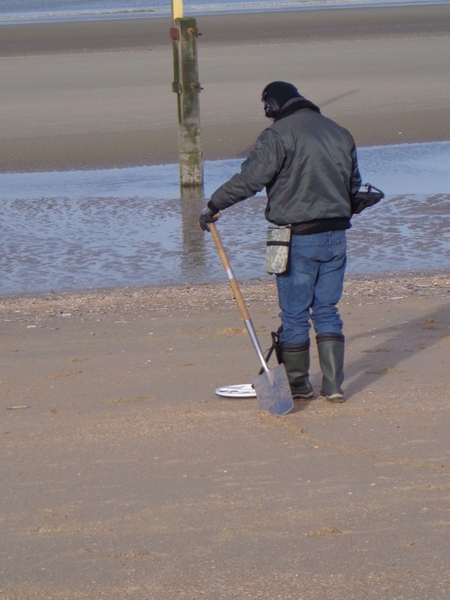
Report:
288,300,449,412
326,302,449,399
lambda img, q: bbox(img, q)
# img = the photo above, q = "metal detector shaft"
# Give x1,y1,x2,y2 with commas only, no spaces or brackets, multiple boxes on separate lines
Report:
209,222,270,373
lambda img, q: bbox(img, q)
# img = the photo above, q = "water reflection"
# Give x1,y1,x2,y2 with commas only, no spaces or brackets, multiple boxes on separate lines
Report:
179,194,207,273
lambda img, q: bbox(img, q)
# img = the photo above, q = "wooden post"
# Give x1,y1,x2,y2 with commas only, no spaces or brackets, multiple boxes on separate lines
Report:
171,17,204,190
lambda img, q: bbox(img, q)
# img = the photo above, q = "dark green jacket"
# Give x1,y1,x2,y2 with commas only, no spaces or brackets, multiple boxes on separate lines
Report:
209,104,362,233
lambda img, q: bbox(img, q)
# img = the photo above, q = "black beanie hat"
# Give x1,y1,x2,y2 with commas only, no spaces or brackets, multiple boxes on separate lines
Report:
262,81,303,118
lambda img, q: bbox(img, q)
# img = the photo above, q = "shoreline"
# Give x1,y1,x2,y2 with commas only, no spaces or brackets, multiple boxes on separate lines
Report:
1,4,450,172
1,270,449,316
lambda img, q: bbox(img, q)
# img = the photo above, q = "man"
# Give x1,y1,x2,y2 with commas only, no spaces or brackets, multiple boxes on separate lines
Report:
199,81,362,403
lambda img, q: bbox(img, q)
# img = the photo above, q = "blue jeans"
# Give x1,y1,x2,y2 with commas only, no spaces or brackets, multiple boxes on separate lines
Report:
276,230,346,346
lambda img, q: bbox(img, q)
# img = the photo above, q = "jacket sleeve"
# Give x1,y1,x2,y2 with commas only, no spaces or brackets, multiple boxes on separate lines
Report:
349,143,362,200
208,128,285,213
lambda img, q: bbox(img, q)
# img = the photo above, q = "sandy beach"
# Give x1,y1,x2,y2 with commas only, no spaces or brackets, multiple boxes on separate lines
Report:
1,4,450,171
2,272,450,599
1,6,450,599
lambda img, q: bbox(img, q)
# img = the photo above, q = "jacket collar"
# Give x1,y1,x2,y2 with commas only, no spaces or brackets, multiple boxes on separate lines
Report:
275,97,321,121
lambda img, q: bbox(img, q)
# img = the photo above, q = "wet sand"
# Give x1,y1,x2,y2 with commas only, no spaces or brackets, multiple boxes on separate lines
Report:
1,4,450,172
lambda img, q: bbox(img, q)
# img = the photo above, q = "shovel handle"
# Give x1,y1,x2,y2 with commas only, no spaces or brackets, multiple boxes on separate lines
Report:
209,221,250,322
209,221,269,373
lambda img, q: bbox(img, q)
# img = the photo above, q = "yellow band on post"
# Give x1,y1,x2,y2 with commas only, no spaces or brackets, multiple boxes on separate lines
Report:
171,0,183,20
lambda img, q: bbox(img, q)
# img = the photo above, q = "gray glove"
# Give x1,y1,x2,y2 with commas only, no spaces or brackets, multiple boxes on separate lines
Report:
199,206,219,232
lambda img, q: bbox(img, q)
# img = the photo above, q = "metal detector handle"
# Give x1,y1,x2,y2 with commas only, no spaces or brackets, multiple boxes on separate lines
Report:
209,221,270,373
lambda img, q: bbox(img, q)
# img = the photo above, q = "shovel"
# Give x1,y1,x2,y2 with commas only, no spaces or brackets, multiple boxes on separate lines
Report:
209,221,294,416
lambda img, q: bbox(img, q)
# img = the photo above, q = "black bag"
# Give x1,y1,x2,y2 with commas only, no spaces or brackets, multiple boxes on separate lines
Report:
352,183,385,215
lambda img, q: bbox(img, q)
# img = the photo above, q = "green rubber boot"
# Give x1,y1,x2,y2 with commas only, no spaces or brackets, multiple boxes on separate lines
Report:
316,333,345,403
280,340,314,400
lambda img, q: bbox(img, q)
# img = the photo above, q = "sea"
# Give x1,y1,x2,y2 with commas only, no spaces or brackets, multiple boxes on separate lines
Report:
0,0,448,24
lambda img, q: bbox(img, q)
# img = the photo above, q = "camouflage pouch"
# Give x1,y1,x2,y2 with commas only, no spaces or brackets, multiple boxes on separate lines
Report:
265,226,291,275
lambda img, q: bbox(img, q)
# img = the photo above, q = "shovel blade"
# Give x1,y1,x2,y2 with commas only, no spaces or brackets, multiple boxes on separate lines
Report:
252,364,294,416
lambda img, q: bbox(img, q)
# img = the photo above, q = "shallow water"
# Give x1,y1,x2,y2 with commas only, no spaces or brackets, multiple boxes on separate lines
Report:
1,142,449,296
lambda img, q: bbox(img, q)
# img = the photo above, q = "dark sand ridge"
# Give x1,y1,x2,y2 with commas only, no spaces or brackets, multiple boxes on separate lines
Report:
1,4,450,172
